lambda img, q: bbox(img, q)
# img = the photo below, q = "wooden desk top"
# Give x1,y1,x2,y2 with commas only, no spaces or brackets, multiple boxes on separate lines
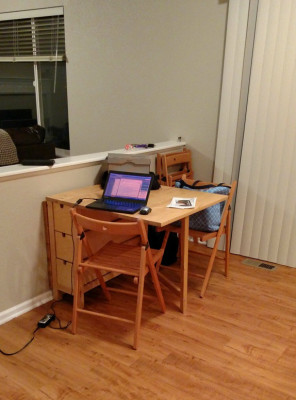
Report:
46,185,227,227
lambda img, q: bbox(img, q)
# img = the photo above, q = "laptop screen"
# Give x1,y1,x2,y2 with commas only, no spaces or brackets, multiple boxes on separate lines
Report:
104,171,152,201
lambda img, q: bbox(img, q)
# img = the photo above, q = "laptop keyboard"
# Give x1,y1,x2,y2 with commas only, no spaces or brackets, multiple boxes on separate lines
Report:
105,199,139,209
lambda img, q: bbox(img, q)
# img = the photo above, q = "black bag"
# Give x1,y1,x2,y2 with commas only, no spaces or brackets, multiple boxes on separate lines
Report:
148,226,179,266
149,172,160,190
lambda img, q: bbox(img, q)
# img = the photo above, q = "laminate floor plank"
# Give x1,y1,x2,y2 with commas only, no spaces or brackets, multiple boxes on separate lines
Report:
1,254,296,400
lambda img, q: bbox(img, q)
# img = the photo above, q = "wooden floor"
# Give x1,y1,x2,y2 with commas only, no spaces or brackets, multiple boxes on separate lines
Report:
1,252,296,400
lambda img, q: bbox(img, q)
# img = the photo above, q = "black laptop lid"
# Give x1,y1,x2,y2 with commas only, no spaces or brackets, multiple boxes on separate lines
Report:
103,170,153,204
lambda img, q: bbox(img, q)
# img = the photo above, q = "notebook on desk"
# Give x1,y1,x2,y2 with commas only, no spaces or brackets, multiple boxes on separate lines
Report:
86,170,153,214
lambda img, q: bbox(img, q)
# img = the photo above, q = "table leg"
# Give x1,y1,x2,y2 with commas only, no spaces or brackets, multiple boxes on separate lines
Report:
180,216,189,313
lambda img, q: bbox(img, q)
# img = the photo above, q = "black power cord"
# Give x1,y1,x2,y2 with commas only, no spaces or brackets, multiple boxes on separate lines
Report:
48,300,71,330
74,197,99,206
0,300,71,356
0,196,90,356
0,325,40,356
1,198,96,356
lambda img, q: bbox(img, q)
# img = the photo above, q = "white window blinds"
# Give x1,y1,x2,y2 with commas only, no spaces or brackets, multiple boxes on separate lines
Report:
0,9,65,62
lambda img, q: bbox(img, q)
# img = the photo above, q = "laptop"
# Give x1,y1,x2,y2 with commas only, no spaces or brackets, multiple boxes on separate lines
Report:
86,170,153,214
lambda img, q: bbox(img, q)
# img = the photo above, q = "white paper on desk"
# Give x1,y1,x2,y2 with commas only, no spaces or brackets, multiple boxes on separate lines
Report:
167,197,197,209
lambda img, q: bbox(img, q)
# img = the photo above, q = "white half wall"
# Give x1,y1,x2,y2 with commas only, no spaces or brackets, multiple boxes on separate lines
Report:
0,163,101,315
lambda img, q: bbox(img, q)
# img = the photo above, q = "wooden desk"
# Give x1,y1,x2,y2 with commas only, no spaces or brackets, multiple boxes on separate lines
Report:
46,185,227,313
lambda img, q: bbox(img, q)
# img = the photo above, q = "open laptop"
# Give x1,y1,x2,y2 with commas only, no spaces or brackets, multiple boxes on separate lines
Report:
86,170,153,214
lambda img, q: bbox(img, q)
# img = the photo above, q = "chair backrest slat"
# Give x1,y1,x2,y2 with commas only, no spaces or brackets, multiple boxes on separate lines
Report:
74,211,140,236
70,208,149,251
157,148,193,186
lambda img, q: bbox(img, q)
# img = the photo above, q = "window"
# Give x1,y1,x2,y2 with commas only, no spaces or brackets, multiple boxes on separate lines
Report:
0,7,69,152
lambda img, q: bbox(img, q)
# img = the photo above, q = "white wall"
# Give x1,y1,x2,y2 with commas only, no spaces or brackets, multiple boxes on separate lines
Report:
0,0,228,180
66,0,228,179
0,164,101,314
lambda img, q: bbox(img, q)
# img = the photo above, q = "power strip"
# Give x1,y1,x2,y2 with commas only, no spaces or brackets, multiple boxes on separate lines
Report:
38,314,55,328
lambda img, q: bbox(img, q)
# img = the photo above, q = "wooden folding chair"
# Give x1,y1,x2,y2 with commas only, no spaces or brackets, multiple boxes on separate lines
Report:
158,177,237,298
70,208,166,349
156,148,193,186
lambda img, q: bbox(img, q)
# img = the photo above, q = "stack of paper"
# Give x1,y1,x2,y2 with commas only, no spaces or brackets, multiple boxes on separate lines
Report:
167,197,197,209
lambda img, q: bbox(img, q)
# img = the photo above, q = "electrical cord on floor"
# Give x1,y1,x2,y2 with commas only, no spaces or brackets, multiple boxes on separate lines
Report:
0,325,40,356
0,300,71,356
48,299,72,330
1,198,91,356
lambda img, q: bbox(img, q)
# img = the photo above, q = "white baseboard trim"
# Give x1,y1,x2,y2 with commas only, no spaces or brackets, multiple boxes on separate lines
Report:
0,290,53,326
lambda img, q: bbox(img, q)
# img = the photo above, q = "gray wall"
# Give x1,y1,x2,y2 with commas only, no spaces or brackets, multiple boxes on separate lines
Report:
0,0,228,180
0,164,101,314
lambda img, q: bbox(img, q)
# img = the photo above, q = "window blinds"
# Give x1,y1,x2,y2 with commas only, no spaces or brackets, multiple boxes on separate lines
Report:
0,13,65,62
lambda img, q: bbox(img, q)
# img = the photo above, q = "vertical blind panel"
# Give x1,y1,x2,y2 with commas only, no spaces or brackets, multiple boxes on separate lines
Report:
213,0,250,183
231,0,296,267
0,15,65,60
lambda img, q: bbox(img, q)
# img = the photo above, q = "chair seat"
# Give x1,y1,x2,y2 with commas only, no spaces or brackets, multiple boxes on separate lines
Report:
81,242,163,276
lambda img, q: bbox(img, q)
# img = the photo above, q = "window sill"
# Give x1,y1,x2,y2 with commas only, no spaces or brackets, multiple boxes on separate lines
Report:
0,140,186,183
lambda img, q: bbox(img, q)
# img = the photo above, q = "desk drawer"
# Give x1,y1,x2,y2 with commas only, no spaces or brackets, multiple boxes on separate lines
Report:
56,259,73,293
55,231,73,262
53,203,72,234
54,230,114,264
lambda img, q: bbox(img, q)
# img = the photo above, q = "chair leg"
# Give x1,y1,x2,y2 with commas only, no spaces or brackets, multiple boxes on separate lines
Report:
149,264,166,313
133,256,146,349
200,254,216,298
146,245,166,313
200,238,220,298
94,270,111,301
155,230,170,272
225,211,231,277
72,267,82,334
